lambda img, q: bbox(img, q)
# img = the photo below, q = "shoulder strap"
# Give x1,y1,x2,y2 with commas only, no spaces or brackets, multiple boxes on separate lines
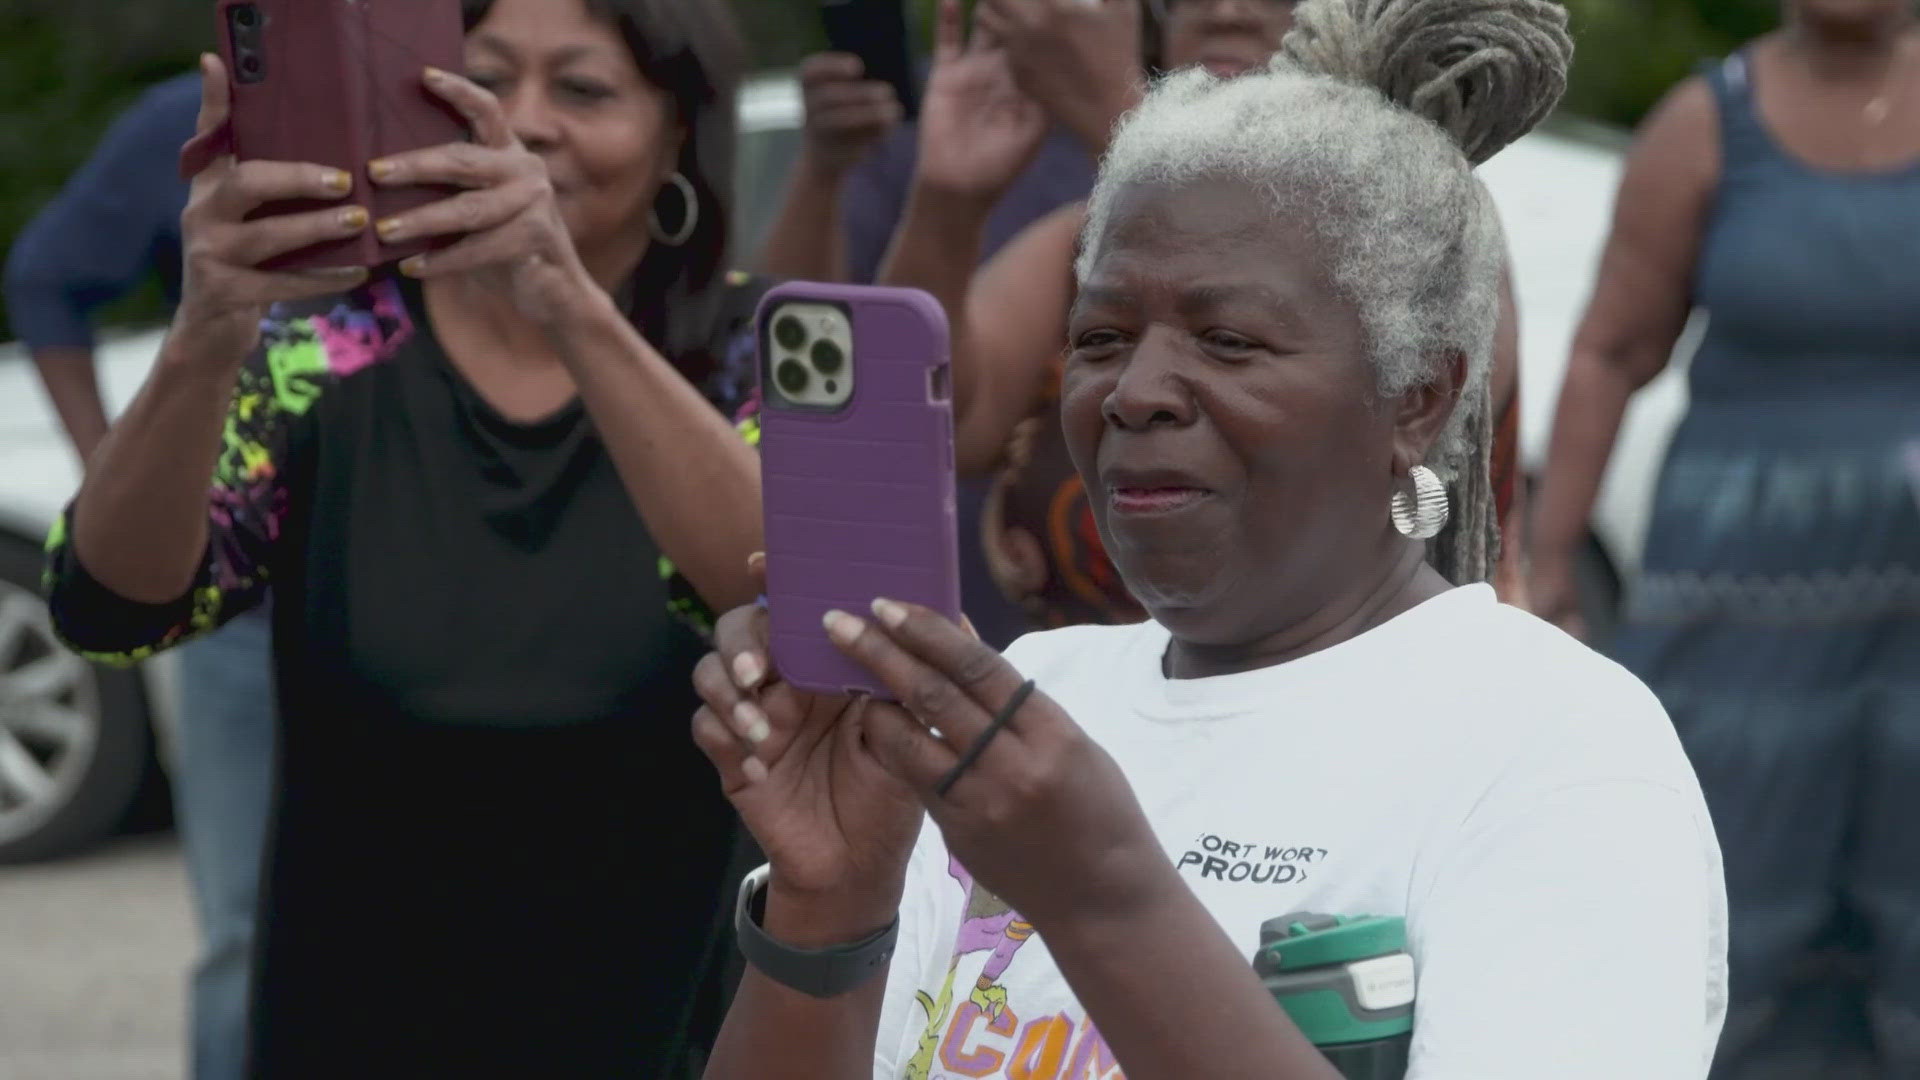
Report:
1699,50,1764,163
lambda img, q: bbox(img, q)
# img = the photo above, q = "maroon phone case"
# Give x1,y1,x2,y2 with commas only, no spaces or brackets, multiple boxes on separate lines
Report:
755,282,963,700
213,0,469,270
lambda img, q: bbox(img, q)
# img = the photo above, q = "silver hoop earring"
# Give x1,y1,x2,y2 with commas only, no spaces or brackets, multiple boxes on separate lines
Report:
648,171,698,247
1390,464,1451,540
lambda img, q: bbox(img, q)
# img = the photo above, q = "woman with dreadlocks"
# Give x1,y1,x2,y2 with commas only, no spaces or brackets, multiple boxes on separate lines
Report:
688,0,1727,1075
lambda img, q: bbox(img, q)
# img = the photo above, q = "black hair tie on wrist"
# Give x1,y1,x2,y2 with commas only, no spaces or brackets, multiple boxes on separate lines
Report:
935,679,1036,797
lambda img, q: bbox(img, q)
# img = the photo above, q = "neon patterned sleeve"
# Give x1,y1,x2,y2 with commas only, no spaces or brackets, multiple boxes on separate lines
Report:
42,281,412,666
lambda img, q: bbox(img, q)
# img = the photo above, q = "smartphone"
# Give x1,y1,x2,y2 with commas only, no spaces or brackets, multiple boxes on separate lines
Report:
756,282,962,699
820,0,921,122
215,0,470,271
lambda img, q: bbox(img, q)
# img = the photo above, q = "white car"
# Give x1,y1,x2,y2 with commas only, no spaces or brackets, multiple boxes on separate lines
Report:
0,76,1676,862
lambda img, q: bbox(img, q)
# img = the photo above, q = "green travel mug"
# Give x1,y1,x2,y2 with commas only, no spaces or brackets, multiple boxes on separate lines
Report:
1252,912,1415,1080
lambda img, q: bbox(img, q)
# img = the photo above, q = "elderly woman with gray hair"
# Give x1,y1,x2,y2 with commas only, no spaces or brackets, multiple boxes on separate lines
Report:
690,0,1728,1075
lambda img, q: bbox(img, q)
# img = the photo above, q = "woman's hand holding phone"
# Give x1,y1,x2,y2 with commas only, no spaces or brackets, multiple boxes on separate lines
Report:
695,554,1172,942
691,554,927,944
365,67,599,331
175,53,378,365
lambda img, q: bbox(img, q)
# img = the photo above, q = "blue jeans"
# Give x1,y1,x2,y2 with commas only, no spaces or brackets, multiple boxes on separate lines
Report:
172,611,276,1080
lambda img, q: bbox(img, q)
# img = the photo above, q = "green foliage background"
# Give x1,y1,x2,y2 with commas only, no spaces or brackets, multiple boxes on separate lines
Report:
0,0,1776,342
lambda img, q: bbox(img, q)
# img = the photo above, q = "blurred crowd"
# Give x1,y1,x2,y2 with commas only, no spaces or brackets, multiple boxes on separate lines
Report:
3,0,1916,1077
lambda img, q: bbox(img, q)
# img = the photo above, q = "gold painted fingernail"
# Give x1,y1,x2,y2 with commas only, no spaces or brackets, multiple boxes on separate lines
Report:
375,216,402,240
322,169,351,194
339,206,368,230
871,597,908,629
423,66,447,83
822,609,864,645
732,652,763,688
398,255,426,277
733,701,771,745
368,158,396,182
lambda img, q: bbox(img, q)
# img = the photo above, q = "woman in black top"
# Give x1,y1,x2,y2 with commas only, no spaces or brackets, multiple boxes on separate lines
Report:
45,0,762,1074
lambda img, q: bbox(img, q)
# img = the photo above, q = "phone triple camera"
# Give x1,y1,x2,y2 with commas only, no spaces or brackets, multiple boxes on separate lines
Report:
768,307,855,410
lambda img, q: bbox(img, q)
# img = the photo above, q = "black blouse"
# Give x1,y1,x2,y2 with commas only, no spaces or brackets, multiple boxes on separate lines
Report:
46,271,769,1076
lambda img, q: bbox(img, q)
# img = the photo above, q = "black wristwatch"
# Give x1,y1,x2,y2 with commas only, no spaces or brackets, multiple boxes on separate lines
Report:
734,864,900,999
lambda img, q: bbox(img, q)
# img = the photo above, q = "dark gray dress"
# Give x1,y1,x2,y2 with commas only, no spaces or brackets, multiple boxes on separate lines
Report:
1609,52,1920,1077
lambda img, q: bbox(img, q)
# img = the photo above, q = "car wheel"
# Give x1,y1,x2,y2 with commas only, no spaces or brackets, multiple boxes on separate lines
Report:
0,531,152,864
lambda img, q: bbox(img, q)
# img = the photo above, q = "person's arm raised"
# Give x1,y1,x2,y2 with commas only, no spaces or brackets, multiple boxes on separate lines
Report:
688,570,929,1078
372,68,766,613
1529,77,1718,635
974,0,1145,159
883,202,1080,476
754,53,902,283
814,599,1349,1080
874,0,1065,475
70,54,373,608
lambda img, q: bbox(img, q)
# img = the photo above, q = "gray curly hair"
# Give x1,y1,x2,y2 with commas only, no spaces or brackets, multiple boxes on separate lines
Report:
1077,0,1573,584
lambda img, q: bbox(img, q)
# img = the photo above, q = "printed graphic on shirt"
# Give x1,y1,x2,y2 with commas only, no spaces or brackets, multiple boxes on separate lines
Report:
1175,833,1330,888
901,856,1127,1080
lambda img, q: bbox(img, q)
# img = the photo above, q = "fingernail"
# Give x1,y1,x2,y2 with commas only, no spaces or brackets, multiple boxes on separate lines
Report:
400,255,428,277
423,66,447,84
368,159,396,182
743,757,769,784
731,652,763,689
375,216,403,240
339,206,368,230
871,597,908,629
322,169,352,194
823,609,865,645
325,266,370,282
733,701,771,745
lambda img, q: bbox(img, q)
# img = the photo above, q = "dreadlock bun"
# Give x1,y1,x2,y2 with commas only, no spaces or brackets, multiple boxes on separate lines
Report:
1279,0,1574,166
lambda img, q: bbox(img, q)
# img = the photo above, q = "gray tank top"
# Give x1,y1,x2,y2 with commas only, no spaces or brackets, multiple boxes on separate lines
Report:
1692,52,1920,407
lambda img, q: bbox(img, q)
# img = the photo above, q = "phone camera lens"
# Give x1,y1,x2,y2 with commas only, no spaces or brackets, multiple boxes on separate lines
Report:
810,339,845,376
775,359,810,396
238,54,263,78
773,315,807,352
233,5,257,27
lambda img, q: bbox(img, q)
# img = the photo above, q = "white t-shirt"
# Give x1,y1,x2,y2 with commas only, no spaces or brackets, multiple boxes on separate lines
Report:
871,584,1727,1080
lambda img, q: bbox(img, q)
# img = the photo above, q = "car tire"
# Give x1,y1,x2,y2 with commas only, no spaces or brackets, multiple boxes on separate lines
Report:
0,529,153,864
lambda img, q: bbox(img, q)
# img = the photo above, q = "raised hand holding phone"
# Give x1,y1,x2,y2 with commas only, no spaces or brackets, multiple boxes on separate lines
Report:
174,53,378,365
794,52,904,177
690,554,926,943
366,68,599,329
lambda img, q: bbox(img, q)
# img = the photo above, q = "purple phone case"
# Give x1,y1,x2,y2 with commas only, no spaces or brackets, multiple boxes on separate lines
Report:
756,282,961,699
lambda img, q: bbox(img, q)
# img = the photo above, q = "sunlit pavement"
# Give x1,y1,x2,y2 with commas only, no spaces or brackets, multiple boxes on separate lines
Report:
0,835,190,1080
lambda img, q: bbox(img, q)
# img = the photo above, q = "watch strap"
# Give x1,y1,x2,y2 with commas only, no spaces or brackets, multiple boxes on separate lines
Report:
735,864,899,999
